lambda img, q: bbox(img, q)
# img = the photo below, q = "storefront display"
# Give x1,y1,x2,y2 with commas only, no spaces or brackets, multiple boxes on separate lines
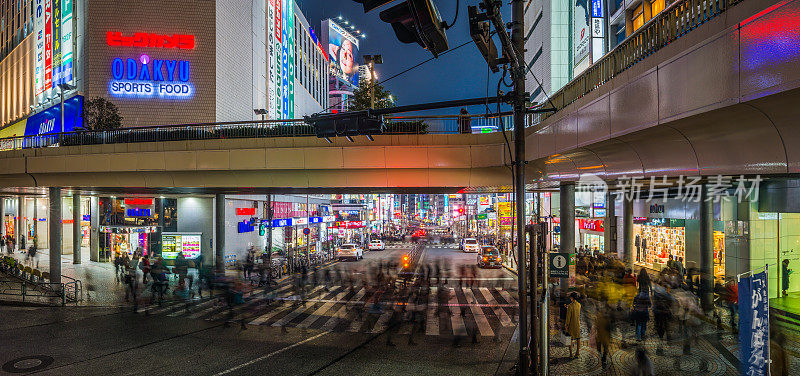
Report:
99,226,157,261
714,230,725,279
578,218,604,254
161,232,202,259
633,219,685,270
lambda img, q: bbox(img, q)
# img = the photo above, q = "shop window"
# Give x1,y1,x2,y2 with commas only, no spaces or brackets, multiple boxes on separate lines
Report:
632,10,645,31
651,0,666,16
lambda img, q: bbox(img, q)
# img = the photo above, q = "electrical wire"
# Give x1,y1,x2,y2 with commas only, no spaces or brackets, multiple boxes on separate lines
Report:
311,39,476,116
442,0,460,29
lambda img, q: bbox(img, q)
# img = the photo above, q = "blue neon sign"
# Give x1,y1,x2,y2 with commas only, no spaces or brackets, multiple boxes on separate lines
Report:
271,218,293,227
126,208,151,217
238,220,255,233
309,216,322,224
592,0,604,18
108,55,193,99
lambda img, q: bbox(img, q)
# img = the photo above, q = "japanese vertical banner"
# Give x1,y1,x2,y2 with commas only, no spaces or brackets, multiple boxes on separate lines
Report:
738,269,770,376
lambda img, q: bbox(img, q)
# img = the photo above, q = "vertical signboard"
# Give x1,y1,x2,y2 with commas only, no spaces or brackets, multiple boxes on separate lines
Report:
44,0,53,92
738,270,770,376
590,0,606,64
52,0,61,88
34,0,45,98
61,0,74,85
280,0,289,120
267,0,277,120
573,0,591,75
287,1,295,119
275,0,283,119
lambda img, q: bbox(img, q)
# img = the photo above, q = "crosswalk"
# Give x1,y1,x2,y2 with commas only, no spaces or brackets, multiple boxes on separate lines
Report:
142,283,518,337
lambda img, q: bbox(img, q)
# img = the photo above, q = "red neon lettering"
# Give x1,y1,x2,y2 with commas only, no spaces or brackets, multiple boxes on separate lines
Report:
107,32,195,49
124,198,154,206
236,208,256,216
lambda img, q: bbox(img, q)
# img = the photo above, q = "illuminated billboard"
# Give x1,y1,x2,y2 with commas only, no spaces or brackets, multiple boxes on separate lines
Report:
267,0,294,120
324,19,360,84
105,31,196,100
573,0,591,75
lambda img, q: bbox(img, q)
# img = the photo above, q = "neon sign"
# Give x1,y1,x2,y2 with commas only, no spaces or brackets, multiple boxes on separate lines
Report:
107,32,195,49
109,55,193,99
126,208,152,217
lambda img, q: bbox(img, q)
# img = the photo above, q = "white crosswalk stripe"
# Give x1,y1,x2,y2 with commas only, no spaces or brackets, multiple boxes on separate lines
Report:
448,288,468,337
463,288,493,337
142,283,517,337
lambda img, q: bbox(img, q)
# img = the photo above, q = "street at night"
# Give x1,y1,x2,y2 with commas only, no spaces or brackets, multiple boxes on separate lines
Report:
1,0,799,374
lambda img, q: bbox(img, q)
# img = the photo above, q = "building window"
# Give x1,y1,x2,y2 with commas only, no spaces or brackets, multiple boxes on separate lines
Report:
651,0,666,16
632,4,645,32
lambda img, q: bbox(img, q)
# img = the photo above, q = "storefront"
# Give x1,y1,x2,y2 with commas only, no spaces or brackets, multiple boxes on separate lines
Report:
578,218,604,254
161,232,202,263
99,225,158,261
633,217,686,270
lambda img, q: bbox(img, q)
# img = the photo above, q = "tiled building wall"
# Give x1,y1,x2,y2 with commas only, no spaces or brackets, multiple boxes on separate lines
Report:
0,35,33,128
85,0,217,127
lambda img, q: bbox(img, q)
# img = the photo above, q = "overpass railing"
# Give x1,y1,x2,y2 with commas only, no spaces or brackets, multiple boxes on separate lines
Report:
531,0,745,125
0,114,515,152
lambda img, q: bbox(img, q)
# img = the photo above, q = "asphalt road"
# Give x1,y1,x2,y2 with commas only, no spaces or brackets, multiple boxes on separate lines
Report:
0,242,520,376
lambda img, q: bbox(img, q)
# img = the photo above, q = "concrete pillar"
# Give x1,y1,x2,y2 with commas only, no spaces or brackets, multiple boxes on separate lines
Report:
215,194,225,273
0,197,5,240
604,192,616,256
623,195,634,269
16,196,22,251
700,185,714,311
560,183,575,292
73,194,81,264
49,187,62,284
559,182,575,253
90,196,99,262
33,197,38,245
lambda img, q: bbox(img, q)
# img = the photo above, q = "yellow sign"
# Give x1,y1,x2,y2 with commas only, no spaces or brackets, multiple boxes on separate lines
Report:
0,119,26,151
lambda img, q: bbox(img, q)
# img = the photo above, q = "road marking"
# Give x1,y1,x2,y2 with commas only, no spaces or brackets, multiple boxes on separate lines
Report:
248,303,293,325
368,309,394,333
206,285,293,321
271,286,325,327
449,288,468,337
213,331,330,375
146,301,185,315
168,298,217,317
322,287,364,331
480,287,513,327
297,289,348,328
463,288,493,337
425,287,439,336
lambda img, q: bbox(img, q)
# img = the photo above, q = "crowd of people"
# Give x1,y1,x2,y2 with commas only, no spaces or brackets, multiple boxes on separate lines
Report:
553,251,792,375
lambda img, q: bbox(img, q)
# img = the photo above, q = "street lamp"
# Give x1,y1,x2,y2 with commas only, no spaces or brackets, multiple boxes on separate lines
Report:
362,55,383,109
254,109,267,125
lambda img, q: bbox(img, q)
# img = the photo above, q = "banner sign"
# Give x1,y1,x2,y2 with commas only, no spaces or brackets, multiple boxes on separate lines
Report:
738,270,770,376
44,0,53,92
34,0,45,98
52,0,61,88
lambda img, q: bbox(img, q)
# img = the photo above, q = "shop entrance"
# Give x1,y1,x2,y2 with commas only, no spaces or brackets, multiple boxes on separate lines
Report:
99,226,158,262
633,218,686,271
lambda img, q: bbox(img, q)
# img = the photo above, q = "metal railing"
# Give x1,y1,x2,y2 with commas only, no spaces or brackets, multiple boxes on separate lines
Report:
531,0,745,125
0,113,518,153
62,274,83,303
0,279,72,305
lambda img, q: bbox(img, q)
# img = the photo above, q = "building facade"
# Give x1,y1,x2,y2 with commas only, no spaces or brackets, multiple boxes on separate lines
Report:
0,0,327,131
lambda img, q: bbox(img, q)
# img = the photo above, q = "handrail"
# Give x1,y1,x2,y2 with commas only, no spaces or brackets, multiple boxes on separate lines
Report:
531,0,745,127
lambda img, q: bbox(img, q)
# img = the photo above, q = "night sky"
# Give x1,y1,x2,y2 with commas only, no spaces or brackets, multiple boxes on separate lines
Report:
296,0,513,115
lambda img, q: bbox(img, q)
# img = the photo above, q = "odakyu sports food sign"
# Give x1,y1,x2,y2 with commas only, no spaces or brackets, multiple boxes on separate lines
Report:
108,55,193,98
106,30,196,100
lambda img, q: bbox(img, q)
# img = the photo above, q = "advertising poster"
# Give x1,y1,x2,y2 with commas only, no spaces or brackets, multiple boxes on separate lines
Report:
24,95,84,137
34,0,45,97
52,0,61,87
573,0,591,73
267,0,277,120
161,233,202,260
738,270,770,376
61,0,74,85
44,0,53,92
327,20,359,83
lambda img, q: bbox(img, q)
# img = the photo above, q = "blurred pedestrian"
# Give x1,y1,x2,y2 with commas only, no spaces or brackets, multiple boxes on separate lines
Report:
565,292,582,358
782,259,792,296
652,284,673,354
632,291,651,341
594,304,611,367
631,347,654,376
724,278,738,332
637,269,651,295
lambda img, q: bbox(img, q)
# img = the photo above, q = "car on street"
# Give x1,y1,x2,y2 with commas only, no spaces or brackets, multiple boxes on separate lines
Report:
368,240,385,251
337,243,363,261
477,246,502,268
462,238,480,253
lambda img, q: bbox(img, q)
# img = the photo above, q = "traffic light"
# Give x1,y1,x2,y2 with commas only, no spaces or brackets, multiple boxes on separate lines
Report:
259,223,266,236
377,0,449,57
305,111,384,139
468,5,499,73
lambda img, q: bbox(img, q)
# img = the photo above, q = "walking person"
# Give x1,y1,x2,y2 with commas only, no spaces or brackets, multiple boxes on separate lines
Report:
632,291,651,342
782,259,792,296
637,268,651,295
631,347,654,376
595,304,612,368
652,284,673,354
565,292,582,358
